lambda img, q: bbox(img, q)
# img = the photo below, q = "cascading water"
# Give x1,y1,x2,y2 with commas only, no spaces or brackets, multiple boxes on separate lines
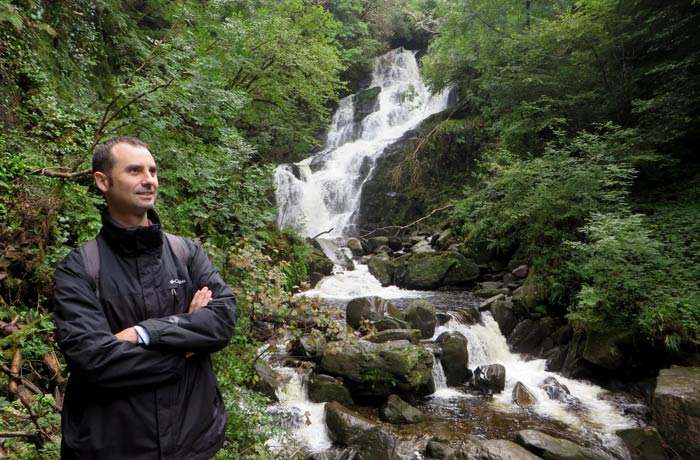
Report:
274,48,452,238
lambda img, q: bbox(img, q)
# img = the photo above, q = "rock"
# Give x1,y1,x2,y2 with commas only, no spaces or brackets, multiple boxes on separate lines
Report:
508,319,545,354
427,439,456,459
539,376,582,408
365,329,421,344
512,381,537,408
352,427,401,460
515,429,607,460
490,297,519,337
367,254,396,286
582,328,634,370
294,334,327,359
353,86,381,122
616,427,669,460
435,228,456,250
512,273,543,311
478,293,505,312
307,246,334,285
379,394,425,424
453,308,480,325
345,296,401,330
405,299,437,339
398,252,480,290
437,331,470,386
313,238,355,271
473,364,506,394
347,238,365,257
308,374,355,408
474,287,511,298
319,338,434,399
374,316,409,331
410,239,435,253
365,236,391,254
544,345,568,372
446,439,543,460
254,363,287,402
652,366,700,460
553,324,573,345
512,264,529,278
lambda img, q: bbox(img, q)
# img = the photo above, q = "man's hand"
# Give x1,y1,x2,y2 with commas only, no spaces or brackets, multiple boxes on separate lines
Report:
188,286,212,313
115,327,138,344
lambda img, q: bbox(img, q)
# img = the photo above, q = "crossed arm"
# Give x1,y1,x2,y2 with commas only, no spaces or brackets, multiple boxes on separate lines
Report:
114,287,213,344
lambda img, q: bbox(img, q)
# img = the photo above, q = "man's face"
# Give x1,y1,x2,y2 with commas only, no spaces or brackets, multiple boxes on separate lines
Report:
95,142,158,226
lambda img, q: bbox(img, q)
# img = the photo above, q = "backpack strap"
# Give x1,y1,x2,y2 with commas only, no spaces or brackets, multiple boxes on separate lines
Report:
80,238,100,298
165,232,189,268
79,233,189,300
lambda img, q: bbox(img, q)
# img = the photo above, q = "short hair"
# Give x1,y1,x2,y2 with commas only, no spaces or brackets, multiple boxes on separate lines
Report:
92,136,150,174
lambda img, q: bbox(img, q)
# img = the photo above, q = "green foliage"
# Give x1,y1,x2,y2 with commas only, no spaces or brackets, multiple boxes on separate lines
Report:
453,129,636,259
567,213,700,349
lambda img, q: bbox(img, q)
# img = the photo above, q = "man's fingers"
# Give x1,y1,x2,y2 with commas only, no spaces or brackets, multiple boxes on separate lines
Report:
188,287,212,313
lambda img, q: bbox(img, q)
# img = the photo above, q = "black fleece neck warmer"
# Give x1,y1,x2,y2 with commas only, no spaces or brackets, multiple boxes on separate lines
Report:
99,209,163,258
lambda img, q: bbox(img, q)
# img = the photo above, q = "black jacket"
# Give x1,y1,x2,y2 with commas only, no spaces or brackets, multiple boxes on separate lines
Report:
53,211,237,460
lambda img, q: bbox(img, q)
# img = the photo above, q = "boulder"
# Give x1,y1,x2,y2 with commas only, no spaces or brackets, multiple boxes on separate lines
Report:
582,328,634,370
446,439,543,460
320,338,434,399
379,394,425,424
436,331,470,386
397,251,480,290
353,86,381,122
512,381,537,408
313,238,355,271
515,429,607,460
512,273,543,311
543,345,568,373
490,297,519,337
427,439,456,459
325,401,400,460
254,363,287,402
405,299,437,339
347,238,365,257
616,427,669,460
512,264,529,278
345,296,401,330
410,239,435,253
375,316,409,331
652,366,700,460
365,236,391,254
473,364,506,394
367,253,397,286
365,329,421,344
293,333,327,360
308,374,355,408
538,377,582,408
435,228,456,250
307,246,334,286
508,319,545,354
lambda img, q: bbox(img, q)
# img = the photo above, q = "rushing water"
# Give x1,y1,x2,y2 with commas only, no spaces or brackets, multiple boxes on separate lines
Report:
274,48,452,238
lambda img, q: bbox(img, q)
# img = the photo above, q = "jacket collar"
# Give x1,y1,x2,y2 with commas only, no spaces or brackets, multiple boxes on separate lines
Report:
99,209,163,257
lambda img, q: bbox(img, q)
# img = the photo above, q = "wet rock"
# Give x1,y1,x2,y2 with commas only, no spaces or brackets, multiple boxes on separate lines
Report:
508,319,545,353
324,400,401,460
347,238,365,257
543,345,568,373
652,366,700,460
473,364,506,394
474,287,511,298
515,429,607,460
307,246,334,285
294,334,327,359
367,254,396,286
313,238,355,271
512,381,537,408
512,274,544,311
490,297,519,337
410,239,435,253
437,331,470,386
365,236,391,253
436,312,451,326
254,362,287,402
397,252,480,290
538,376,582,408
453,308,481,325
379,394,425,424
308,374,355,408
374,316,409,331
345,296,401,330
446,439,543,460
426,439,455,459
435,228,456,250
616,427,669,460
365,329,421,344
553,324,573,345
320,338,433,399
582,328,634,370
405,299,437,339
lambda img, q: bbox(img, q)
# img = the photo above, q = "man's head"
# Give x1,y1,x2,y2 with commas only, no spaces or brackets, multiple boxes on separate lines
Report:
93,137,159,227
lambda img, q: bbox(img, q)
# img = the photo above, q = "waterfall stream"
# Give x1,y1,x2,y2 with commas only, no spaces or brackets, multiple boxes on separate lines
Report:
271,48,638,459
274,48,452,238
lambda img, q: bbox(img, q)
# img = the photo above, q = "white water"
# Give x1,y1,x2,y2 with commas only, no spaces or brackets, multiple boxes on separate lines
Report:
434,312,634,457
274,48,452,238
302,263,428,301
269,367,332,453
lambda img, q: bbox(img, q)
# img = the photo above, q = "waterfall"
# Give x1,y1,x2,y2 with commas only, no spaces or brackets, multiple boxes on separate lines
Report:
274,48,452,238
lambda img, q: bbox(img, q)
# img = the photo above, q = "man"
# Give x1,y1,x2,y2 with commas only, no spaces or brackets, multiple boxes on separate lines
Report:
53,136,237,459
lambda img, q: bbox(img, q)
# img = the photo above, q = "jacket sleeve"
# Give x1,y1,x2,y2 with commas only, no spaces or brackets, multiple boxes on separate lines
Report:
53,250,186,390
137,240,237,354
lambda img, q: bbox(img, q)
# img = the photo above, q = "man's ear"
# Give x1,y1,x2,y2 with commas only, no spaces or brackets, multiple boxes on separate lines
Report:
94,171,110,193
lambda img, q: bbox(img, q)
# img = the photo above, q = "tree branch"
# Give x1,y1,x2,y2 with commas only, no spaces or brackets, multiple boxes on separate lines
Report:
361,204,454,238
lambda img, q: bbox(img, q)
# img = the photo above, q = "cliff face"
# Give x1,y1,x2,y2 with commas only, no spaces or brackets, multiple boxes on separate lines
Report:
355,103,485,235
